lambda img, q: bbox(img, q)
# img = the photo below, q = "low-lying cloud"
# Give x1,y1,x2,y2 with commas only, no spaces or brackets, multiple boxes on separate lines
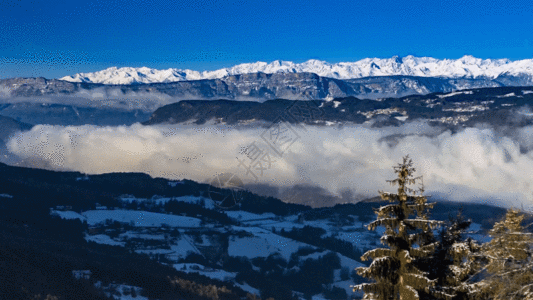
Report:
6,121,533,209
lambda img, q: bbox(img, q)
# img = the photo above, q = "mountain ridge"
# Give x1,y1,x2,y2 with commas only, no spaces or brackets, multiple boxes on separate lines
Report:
0,72,519,104
60,55,533,85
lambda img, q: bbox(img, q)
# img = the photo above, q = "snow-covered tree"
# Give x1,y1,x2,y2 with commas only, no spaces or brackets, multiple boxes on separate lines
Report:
472,209,533,300
418,211,482,300
353,156,443,300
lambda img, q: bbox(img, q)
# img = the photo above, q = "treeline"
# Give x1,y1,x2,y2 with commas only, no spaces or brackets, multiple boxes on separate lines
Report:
224,251,343,300
276,225,364,262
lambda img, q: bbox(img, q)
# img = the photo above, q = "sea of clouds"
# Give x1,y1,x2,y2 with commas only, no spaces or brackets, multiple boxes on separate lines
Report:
6,120,533,209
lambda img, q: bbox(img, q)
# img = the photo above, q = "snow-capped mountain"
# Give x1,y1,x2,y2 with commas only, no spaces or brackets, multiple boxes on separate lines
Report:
60,55,533,85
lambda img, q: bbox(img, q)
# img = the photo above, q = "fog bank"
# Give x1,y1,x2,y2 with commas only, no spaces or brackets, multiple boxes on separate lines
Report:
7,121,533,208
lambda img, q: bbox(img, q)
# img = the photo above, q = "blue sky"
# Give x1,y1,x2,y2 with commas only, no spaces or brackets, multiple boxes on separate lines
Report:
1,0,532,79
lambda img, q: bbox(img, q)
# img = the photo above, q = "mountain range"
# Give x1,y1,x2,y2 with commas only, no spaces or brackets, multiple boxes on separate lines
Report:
1,71,531,110
60,55,533,85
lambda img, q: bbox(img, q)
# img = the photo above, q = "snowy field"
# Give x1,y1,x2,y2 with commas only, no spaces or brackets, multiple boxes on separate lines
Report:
173,263,236,281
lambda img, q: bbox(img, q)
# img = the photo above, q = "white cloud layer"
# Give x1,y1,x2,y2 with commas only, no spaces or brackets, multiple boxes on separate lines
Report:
6,121,533,208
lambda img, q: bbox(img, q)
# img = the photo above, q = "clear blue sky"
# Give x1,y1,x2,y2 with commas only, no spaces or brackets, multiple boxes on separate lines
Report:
1,0,532,79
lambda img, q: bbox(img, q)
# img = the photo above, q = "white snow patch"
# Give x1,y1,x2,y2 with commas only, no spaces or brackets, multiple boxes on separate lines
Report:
0,193,13,198
173,264,236,281
497,92,516,98
437,91,474,98
50,210,86,221
333,101,341,108
85,234,125,246
165,237,201,260
234,282,260,295
395,116,409,121
119,231,166,240
226,211,276,221
228,226,317,261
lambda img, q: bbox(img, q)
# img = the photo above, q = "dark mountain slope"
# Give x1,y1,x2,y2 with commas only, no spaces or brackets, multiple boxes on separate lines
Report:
143,86,533,129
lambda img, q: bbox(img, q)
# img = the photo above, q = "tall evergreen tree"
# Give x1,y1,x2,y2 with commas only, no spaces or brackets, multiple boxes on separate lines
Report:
353,156,443,300
472,209,533,300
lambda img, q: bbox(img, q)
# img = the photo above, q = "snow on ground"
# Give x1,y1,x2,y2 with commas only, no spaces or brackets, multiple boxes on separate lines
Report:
468,222,482,232
82,210,202,227
94,282,147,300
297,250,364,270
248,219,303,228
119,231,166,240
228,226,317,261
195,234,213,246
497,92,516,98
523,90,533,95
333,101,341,108
395,116,409,121
338,253,365,270
135,249,175,255
437,91,473,98
112,284,147,300
51,210,87,221
467,222,491,243
165,237,201,260
0,193,13,198
134,235,201,261
331,255,366,300
173,263,236,281
85,234,125,246
225,210,276,221
303,220,335,232
299,250,330,261
331,230,378,251
234,282,260,295
174,195,216,209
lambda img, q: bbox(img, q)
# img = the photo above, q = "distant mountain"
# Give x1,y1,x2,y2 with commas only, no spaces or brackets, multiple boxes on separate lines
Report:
0,102,151,126
0,72,525,107
60,55,533,85
143,86,533,130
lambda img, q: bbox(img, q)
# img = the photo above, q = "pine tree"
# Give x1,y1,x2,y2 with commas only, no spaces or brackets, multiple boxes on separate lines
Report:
418,211,482,300
473,209,533,300
353,156,443,300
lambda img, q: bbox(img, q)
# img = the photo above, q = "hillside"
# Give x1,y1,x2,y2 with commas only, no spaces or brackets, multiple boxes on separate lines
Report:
143,86,533,129
0,162,513,300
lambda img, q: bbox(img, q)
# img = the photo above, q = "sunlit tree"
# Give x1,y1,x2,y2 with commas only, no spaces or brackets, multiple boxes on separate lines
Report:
473,209,533,300
353,156,443,300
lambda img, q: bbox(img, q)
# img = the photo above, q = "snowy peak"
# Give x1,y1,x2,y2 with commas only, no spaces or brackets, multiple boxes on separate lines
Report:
60,56,533,85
